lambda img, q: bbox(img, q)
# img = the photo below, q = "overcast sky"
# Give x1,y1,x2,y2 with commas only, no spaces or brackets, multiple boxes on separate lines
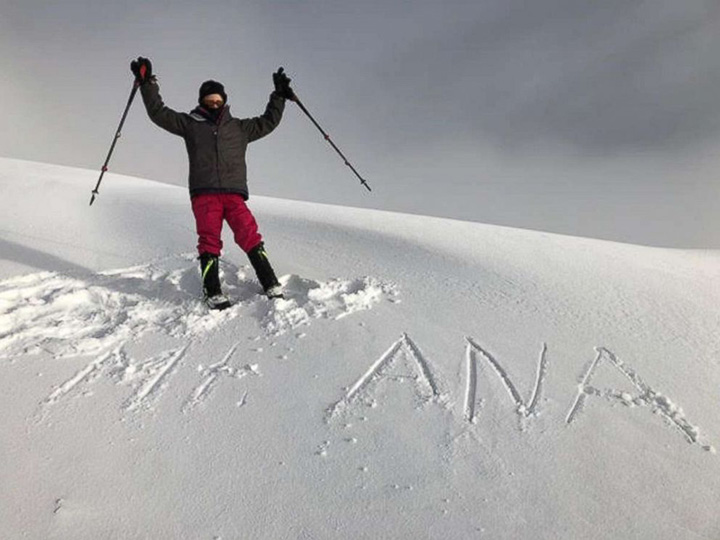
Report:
2,0,720,247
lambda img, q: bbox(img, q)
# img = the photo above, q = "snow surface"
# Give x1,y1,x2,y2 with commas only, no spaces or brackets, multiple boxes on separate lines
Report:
1,157,719,539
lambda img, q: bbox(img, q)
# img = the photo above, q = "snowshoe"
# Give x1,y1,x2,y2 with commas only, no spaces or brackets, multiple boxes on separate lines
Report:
205,293,232,311
265,285,284,300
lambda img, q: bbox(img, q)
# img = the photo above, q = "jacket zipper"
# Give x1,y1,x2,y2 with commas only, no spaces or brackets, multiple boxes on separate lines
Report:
214,127,220,188
214,108,225,189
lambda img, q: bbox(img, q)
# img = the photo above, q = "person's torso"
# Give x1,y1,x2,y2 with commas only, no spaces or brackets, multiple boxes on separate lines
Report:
184,107,250,196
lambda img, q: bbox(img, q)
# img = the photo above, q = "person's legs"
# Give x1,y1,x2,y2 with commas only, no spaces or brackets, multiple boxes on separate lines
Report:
222,194,262,253
247,242,282,297
191,194,224,256
198,251,231,309
198,253,222,296
192,195,230,307
223,194,282,298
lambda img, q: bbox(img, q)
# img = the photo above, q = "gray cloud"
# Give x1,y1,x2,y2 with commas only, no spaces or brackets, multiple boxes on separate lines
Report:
371,0,720,153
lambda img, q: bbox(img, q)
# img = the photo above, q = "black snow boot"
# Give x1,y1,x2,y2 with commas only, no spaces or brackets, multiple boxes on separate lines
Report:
199,253,231,310
247,243,283,299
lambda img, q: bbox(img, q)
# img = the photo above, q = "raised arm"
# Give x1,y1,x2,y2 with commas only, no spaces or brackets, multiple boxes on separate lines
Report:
239,91,286,142
239,67,295,142
131,57,187,137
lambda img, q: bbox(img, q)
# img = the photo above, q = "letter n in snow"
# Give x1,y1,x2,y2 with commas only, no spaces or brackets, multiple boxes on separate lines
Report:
464,337,549,427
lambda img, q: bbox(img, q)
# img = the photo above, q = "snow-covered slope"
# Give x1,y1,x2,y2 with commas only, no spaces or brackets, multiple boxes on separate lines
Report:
1,157,719,539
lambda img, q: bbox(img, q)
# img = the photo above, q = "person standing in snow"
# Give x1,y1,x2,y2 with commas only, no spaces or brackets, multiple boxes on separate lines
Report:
130,56,294,309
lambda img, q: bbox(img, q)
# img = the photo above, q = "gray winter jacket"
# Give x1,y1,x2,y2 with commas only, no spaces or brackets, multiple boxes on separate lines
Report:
140,78,285,199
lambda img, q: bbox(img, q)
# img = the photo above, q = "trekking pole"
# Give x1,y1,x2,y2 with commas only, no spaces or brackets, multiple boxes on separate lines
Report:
290,94,371,192
89,72,144,206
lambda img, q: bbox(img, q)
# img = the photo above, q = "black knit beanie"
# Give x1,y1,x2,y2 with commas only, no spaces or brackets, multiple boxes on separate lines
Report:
198,80,227,105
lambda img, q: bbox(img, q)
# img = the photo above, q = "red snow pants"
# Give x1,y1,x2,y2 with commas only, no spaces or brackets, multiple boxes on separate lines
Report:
191,193,262,256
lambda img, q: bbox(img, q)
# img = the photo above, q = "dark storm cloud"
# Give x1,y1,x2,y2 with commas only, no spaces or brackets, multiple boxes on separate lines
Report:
375,0,720,153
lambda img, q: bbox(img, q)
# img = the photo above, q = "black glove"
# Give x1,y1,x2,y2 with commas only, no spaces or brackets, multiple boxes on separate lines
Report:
273,67,295,100
130,57,153,84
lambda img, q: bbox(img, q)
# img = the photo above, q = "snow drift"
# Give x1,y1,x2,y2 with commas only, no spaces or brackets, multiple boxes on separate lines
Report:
1,158,719,539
